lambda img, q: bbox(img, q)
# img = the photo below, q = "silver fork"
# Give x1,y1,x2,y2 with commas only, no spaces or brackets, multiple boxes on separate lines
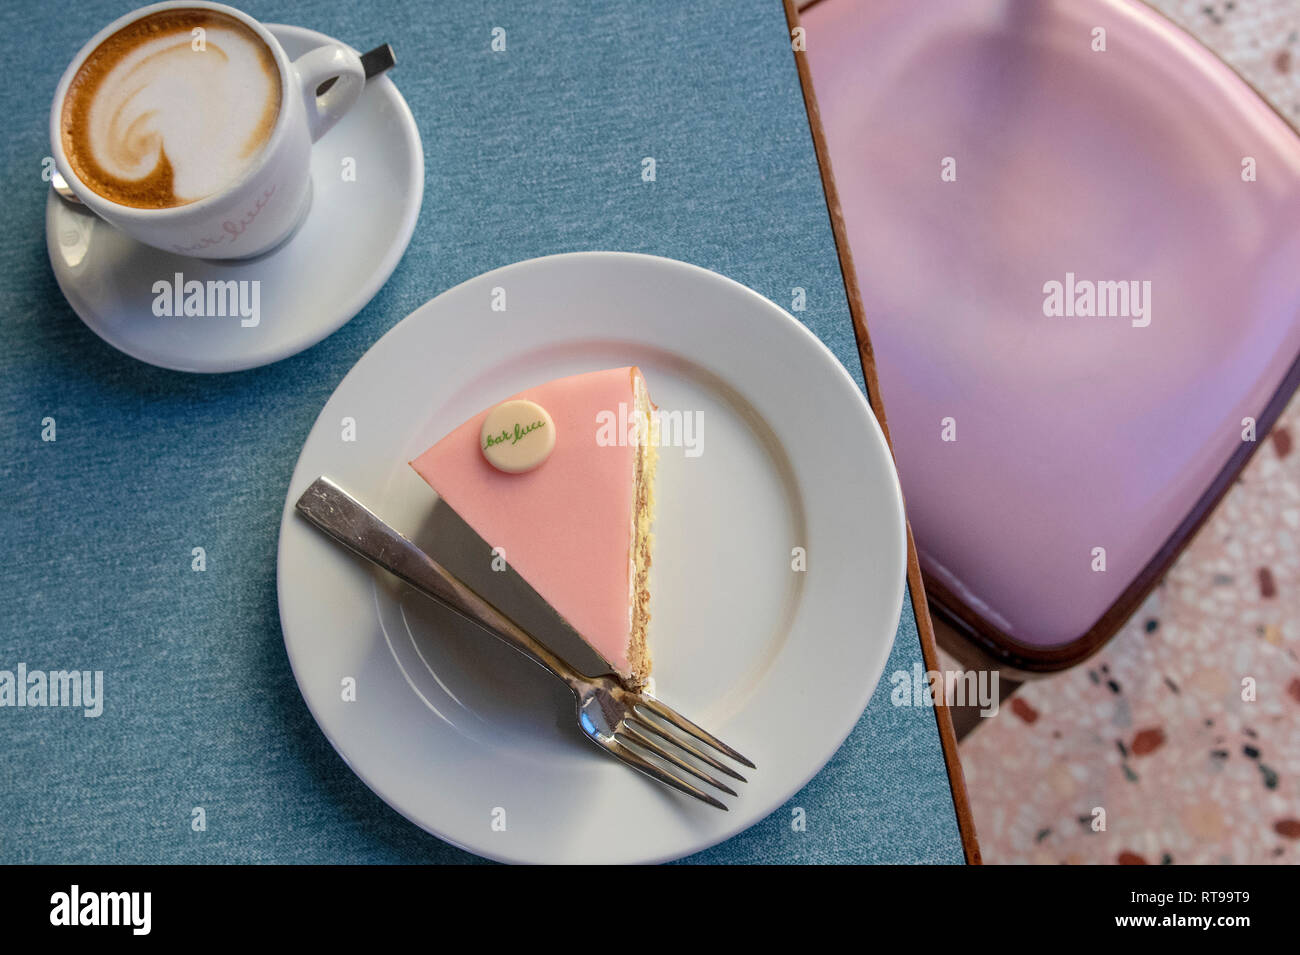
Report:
295,476,754,810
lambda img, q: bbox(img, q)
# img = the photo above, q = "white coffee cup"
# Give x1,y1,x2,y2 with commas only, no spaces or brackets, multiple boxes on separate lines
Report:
49,0,364,259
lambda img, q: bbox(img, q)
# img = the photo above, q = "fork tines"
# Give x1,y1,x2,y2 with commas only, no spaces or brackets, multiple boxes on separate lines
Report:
611,693,755,811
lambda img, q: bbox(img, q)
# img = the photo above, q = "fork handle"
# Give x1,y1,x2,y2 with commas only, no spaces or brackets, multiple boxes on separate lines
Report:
294,477,584,688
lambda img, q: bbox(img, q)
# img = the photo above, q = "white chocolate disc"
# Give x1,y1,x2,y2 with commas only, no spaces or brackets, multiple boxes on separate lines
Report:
480,399,556,473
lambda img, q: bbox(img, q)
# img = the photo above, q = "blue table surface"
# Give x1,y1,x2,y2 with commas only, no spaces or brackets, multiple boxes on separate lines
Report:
0,0,965,863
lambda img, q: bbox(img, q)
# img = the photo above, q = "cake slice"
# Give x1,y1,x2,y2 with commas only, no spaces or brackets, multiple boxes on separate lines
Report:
410,367,657,687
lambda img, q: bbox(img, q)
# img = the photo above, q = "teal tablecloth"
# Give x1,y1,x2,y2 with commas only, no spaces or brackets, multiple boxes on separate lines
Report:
0,0,964,863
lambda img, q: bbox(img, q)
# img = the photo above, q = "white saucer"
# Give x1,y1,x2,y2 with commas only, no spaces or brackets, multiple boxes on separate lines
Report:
45,24,424,373
276,252,907,864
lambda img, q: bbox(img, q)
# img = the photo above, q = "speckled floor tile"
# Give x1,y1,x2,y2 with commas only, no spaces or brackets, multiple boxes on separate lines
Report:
952,396,1299,864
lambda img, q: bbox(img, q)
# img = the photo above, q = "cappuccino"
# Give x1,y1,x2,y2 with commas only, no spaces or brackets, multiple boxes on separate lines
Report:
60,8,281,209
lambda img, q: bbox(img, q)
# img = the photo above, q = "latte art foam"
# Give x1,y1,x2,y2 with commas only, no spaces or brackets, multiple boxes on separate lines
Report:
61,9,281,209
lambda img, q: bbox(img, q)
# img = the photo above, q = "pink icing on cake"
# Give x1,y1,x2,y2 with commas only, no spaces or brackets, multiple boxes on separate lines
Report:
410,367,641,675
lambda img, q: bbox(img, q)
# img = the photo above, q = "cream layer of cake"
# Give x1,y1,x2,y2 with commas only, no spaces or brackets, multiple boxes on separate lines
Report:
410,367,656,686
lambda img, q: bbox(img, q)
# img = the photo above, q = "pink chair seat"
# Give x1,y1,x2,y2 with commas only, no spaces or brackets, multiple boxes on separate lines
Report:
805,0,1300,668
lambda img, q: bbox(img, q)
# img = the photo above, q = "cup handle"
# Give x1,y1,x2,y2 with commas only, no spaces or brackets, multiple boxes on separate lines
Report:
292,43,365,142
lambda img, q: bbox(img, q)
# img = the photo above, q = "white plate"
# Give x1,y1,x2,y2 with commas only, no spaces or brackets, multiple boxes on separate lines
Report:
45,23,423,373
276,252,907,863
